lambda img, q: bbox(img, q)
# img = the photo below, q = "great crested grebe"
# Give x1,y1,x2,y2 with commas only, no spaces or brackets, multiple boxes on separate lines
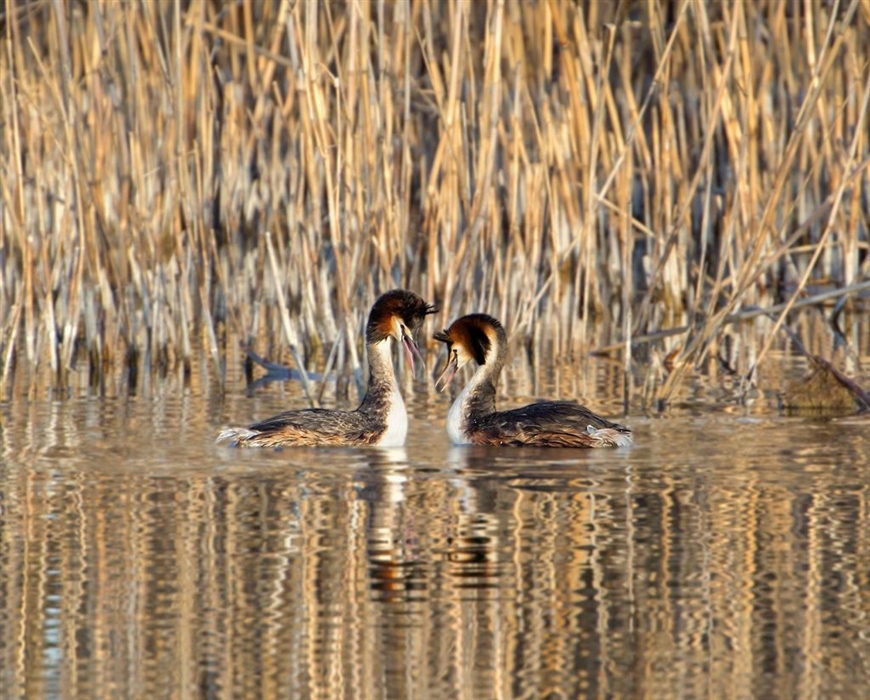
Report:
434,314,632,447
218,290,435,447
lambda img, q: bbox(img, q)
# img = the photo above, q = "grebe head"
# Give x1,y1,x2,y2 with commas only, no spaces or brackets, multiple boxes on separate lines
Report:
433,314,505,390
366,290,436,371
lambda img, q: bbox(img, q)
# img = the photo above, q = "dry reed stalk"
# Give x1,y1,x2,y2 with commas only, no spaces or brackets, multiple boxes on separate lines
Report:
264,230,315,406
747,57,870,384
0,297,21,395
619,140,633,413
0,1,868,403
593,279,870,358
653,0,868,404
637,1,738,335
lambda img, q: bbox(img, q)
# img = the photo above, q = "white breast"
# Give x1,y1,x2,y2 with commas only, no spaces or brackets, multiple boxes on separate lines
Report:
376,386,408,447
446,383,473,445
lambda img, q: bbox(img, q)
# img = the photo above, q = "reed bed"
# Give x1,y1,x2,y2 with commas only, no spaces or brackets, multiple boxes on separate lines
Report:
1,0,868,406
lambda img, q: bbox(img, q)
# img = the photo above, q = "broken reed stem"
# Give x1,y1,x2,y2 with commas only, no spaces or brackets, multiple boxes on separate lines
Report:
592,280,870,356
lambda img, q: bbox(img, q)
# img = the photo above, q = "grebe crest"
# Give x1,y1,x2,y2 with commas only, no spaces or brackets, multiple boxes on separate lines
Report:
434,314,632,448
218,290,435,448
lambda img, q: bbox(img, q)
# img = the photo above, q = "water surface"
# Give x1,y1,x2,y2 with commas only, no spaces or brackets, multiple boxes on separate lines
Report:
1,363,869,699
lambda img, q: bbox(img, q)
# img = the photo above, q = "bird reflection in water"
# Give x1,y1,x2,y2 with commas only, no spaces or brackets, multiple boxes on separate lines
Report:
356,448,428,603
356,446,506,604
443,447,504,591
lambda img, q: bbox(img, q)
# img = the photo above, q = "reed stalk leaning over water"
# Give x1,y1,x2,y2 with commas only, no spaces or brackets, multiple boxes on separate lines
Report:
0,1,868,405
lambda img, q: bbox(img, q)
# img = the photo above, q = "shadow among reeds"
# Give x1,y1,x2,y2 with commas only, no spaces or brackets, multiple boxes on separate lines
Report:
1,0,868,405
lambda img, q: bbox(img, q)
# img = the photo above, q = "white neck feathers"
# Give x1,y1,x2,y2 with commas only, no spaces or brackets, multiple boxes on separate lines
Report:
446,363,491,445
369,339,408,447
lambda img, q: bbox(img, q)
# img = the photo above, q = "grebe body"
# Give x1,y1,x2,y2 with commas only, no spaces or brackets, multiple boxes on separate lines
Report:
218,290,434,448
434,314,632,448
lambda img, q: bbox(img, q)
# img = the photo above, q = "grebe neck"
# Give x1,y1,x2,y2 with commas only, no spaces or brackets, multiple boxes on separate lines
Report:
360,339,408,446
446,361,499,445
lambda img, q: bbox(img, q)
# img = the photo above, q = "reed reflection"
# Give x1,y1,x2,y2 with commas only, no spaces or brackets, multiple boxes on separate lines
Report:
445,445,628,698
1,401,870,699
442,448,506,594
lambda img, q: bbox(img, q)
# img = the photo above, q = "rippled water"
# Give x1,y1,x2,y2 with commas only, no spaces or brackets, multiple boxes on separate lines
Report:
1,358,869,699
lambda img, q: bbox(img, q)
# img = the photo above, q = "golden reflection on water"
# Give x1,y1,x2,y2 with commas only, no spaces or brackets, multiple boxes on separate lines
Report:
1,382,869,698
